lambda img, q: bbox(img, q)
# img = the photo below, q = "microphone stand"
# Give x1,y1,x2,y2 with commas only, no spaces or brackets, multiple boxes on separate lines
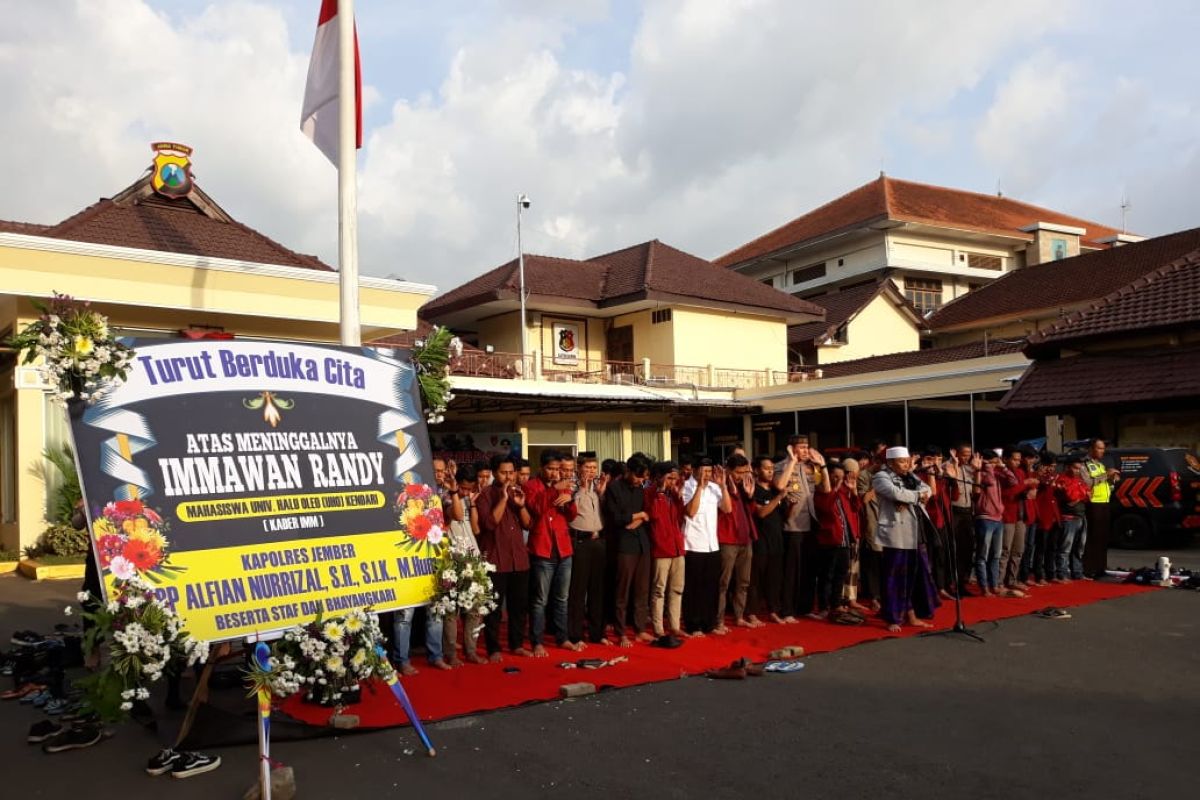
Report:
917,481,985,643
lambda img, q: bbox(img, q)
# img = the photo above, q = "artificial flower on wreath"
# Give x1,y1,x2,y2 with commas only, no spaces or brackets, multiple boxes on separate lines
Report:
6,292,135,404
247,609,390,707
70,574,209,723
428,540,498,621
93,498,186,582
394,483,445,552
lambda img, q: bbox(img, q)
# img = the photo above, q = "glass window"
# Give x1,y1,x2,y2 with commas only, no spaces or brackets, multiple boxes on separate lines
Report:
1052,238,1068,260
904,277,944,314
585,423,622,462
631,424,663,460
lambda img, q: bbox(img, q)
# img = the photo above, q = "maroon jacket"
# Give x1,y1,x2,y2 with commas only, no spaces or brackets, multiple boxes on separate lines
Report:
524,476,576,560
814,485,862,546
644,487,686,559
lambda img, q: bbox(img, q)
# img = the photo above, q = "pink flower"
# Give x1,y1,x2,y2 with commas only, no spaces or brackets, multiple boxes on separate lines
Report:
428,508,444,527
109,556,136,580
427,524,444,546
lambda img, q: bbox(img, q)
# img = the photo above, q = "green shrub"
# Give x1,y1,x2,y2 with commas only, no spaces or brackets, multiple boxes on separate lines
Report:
43,445,82,524
26,523,90,559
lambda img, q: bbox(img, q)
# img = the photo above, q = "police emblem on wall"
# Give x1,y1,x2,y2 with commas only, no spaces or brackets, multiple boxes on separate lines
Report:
150,142,194,198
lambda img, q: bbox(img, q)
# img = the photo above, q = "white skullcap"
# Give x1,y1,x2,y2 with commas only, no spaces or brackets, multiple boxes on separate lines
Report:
885,446,910,460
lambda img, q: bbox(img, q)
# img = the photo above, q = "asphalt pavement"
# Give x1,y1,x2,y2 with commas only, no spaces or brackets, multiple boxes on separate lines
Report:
1,571,1197,799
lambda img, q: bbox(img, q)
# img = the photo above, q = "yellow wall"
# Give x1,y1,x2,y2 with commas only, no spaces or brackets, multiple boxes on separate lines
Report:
612,308,676,367
474,312,524,355
671,308,787,373
818,292,919,363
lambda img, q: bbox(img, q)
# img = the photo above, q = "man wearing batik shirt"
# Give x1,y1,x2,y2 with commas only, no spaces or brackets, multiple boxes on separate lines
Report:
872,447,940,633
475,456,532,661
813,457,861,621
750,457,787,624
942,443,977,598
524,451,581,656
775,435,819,620
716,454,758,631
682,457,730,635
567,452,607,646
645,461,687,640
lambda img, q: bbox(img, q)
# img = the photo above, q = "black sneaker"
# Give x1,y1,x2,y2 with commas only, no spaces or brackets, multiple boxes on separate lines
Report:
11,630,45,647
146,748,185,776
27,720,64,744
171,751,221,779
42,724,101,753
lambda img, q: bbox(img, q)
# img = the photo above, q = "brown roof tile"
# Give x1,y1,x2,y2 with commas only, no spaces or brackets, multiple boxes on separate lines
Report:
1,176,331,271
424,240,824,320
1025,251,1200,350
0,219,51,235
813,339,1024,379
715,175,1123,269
998,343,1200,410
929,226,1200,331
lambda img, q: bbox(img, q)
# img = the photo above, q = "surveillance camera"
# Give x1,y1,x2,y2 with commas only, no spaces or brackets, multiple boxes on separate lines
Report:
518,193,531,209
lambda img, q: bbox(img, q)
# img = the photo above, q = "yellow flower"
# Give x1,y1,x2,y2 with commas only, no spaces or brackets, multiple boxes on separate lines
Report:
322,622,345,642
350,648,366,667
324,655,345,675
93,518,116,537
129,526,167,552
73,336,94,357
122,518,149,538
344,615,364,633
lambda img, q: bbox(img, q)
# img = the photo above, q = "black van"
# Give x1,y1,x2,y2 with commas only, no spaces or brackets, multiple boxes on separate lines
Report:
1104,448,1200,548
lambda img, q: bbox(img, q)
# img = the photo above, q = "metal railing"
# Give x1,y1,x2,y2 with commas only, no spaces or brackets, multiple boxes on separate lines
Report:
446,351,791,390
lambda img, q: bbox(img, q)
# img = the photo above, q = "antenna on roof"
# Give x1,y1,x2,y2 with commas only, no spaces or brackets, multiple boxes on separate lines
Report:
1120,190,1131,234
995,177,1003,198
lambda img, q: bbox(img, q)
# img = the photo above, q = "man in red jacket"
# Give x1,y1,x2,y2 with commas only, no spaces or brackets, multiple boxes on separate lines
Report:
646,461,687,640
998,448,1038,592
814,460,862,621
524,450,582,655
716,454,758,632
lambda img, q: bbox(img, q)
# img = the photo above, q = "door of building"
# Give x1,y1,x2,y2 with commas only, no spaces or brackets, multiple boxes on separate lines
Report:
606,325,635,378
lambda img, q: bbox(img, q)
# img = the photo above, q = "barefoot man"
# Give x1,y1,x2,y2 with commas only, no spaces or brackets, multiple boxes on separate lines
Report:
872,447,941,633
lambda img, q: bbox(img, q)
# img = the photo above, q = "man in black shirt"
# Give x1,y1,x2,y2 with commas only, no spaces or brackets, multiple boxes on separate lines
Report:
605,454,653,647
750,456,788,624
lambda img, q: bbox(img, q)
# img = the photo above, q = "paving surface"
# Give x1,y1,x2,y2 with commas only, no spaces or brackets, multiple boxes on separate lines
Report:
1,569,1197,799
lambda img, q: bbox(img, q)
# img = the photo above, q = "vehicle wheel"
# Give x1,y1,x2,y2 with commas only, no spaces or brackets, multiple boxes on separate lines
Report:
1112,513,1152,549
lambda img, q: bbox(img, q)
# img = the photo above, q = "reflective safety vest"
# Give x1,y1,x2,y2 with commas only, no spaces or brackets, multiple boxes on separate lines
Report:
1086,459,1110,503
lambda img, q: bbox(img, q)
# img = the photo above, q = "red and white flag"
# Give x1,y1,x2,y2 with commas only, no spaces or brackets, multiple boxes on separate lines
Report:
301,0,362,165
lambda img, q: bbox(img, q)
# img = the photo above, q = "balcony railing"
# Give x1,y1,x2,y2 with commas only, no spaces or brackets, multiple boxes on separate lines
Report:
444,350,792,390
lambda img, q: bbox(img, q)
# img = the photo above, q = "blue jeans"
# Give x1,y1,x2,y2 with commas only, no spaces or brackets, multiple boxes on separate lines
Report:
973,518,1003,591
1058,517,1085,579
392,607,443,666
530,555,572,647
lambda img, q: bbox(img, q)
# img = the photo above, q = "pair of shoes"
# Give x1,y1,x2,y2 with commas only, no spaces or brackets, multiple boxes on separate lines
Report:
763,660,806,673
1036,607,1072,620
147,749,222,778
649,634,683,649
43,697,72,715
21,688,51,705
42,724,102,753
27,720,65,744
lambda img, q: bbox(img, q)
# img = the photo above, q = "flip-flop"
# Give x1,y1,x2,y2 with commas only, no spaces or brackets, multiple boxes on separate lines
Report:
763,660,805,673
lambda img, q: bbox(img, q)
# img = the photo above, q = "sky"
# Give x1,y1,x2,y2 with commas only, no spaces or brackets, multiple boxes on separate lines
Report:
1,0,1197,291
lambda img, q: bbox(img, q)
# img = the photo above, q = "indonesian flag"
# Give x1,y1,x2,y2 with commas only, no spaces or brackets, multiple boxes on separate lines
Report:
300,0,362,165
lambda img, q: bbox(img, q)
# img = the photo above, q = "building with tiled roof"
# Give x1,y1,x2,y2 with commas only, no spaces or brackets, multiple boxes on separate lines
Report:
717,174,1133,319
786,279,924,366
1000,248,1200,455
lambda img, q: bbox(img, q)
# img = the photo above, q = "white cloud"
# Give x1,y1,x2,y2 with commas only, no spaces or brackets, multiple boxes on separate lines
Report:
1,0,1196,298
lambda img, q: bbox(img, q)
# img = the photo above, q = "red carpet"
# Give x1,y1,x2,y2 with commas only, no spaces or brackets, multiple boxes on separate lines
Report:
280,580,1154,729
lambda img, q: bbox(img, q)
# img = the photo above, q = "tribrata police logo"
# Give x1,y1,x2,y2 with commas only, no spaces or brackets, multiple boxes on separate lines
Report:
150,142,194,198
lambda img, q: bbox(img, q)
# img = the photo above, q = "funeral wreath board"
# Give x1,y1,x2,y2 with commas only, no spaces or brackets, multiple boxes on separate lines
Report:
68,339,440,643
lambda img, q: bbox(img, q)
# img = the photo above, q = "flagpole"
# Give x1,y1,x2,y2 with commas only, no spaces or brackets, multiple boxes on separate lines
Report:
337,0,361,347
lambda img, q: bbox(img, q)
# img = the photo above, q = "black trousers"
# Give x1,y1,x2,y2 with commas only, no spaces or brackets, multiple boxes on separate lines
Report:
682,551,721,633
1084,503,1110,576
951,509,975,591
927,522,950,591
748,549,783,616
782,530,819,616
567,533,607,643
485,569,529,654
858,545,882,601
815,545,852,612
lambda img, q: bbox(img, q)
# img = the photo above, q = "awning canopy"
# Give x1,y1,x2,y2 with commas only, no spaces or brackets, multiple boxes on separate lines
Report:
998,343,1200,411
